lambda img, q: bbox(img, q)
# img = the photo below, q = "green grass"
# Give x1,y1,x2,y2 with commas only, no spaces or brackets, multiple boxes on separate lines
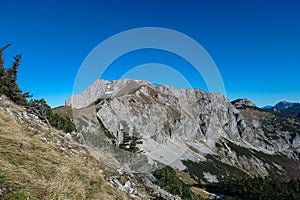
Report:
5,187,37,200
0,175,6,184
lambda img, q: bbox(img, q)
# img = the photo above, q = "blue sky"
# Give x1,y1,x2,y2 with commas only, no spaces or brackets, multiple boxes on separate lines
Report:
0,0,299,107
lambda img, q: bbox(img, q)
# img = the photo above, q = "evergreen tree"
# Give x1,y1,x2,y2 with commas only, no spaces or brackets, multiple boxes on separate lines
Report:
0,44,11,76
0,44,31,105
28,99,76,133
0,43,76,133
153,166,203,200
6,54,21,81
118,124,143,153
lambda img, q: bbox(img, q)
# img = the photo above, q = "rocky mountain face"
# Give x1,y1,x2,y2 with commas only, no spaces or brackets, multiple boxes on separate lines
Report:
67,79,300,182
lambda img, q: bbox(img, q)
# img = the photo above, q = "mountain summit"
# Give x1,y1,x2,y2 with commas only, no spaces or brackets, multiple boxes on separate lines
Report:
67,79,300,182
263,101,300,119
274,101,300,110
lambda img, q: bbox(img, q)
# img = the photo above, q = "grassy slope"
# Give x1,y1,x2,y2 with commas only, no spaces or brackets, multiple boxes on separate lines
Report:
0,97,129,200
52,106,73,119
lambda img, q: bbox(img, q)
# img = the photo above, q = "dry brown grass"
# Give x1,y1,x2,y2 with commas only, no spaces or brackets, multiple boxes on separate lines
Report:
173,168,197,186
0,97,130,200
190,187,215,199
52,106,73,119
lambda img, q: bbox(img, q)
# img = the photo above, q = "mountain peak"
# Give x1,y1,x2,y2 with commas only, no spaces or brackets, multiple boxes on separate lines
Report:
274,101,300,110
68,79,300,180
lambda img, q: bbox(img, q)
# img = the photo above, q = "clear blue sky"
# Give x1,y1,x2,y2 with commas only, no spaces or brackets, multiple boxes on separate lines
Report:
1,0,299,107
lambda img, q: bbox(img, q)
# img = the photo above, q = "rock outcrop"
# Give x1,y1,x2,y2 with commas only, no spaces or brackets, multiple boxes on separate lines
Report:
231,98,257,109
67,79,300,180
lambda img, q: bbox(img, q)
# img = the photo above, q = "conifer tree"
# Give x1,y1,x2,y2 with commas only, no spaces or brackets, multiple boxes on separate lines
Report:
0,44,31,105
7,54,21,81
0,43,11,76
0,43,76,133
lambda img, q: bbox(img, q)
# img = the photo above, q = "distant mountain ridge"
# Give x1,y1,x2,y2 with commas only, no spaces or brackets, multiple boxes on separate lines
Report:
263,101,300,119
274,101,300,110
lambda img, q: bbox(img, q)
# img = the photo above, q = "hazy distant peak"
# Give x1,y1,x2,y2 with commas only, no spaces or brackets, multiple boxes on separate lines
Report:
274,101,300,110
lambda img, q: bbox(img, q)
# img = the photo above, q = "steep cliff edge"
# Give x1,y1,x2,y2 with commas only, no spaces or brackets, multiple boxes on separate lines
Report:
67,79,300,181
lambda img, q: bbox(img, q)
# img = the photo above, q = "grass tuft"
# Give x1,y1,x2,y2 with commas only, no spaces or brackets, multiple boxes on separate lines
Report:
0,96,129,199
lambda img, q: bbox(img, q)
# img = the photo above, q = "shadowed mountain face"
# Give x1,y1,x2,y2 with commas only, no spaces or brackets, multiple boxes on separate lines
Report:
67,79,300,182
263,101,300,119
275,101,300,110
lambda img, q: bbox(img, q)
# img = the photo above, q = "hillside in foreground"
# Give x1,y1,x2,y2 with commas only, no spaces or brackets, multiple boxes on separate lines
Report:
0,95,130,199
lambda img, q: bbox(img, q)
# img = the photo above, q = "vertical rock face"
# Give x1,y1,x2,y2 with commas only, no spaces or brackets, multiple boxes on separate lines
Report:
68,79,300,178
66,79,150,108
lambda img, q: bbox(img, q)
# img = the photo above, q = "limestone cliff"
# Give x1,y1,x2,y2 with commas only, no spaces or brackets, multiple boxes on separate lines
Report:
67,79,300,181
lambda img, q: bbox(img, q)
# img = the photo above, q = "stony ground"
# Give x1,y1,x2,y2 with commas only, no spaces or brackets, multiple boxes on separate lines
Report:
0,95,130,200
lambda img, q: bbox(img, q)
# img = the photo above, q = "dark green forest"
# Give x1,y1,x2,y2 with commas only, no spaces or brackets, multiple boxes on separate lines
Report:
204,177,300,200
154,165,300,200
153,166,204,200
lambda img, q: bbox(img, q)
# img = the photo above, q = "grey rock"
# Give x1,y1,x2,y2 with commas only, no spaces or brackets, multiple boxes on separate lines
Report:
64,133,72,140
68,79,300,178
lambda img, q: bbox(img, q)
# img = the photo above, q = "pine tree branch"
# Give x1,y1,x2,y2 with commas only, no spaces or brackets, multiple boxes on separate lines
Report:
0,43,11,52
